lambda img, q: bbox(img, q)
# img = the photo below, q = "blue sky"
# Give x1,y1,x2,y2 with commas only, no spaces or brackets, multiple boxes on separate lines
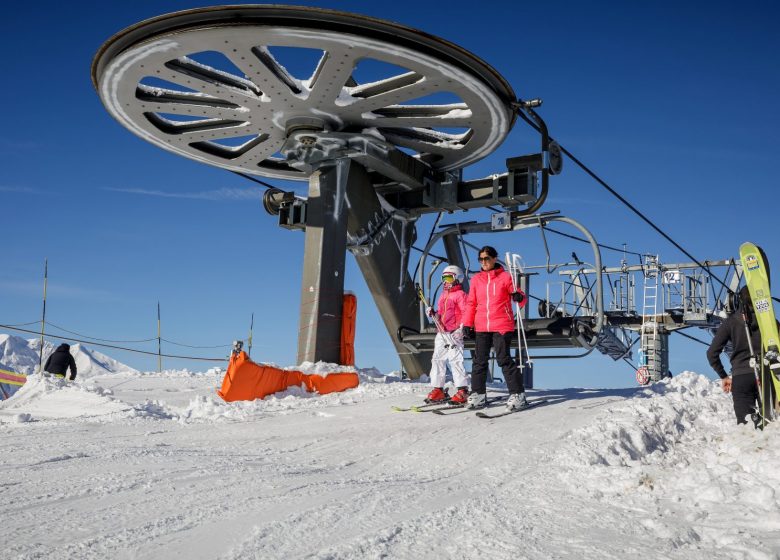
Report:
2,1,778,388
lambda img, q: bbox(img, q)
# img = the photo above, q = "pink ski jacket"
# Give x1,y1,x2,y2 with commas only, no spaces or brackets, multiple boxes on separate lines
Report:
462,264,521,334
437,284,467,331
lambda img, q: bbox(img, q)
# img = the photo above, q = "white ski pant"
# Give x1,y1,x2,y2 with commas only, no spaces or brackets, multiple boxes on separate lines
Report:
429,331,469,388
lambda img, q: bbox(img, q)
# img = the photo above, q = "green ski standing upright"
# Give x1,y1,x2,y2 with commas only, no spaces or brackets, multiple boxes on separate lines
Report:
739,242,780,416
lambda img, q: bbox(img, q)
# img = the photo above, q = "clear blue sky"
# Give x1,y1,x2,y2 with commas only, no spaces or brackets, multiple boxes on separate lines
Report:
2,1,778,387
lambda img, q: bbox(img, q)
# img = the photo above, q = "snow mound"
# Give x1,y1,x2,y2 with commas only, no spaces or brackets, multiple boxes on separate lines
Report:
552,371,780,555
0,373,132,422
561,371,728,470
289,360,356,376
147,366,417,423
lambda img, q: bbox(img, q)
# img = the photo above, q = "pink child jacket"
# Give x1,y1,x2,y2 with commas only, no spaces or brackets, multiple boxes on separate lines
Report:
437,284,467,332
462,264,519,334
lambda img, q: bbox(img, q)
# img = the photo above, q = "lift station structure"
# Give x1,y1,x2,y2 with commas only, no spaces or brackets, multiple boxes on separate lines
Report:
91,5,738,385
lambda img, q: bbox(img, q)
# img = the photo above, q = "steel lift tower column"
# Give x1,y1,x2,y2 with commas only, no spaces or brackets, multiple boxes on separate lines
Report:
296,160,353,364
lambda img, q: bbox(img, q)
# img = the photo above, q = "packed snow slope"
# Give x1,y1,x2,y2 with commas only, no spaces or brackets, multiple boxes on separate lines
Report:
1,362,779,559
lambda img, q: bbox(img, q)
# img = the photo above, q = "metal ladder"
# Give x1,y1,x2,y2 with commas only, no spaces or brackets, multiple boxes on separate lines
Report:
639,255,660,377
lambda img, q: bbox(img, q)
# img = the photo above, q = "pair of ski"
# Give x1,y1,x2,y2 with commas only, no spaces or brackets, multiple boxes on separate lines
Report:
391,396,547,418
739,242,780,426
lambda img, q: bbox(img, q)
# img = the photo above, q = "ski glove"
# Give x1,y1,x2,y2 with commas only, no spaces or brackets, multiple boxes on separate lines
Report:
461,326,475,340
425,307,435,318
511,290,527,308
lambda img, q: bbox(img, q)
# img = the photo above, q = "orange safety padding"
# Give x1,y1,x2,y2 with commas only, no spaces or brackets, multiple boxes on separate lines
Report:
217,351,359,402
302,371,359,394
340,293,357,366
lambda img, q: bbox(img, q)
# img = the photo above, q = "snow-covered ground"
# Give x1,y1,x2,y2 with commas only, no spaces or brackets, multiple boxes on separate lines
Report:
1,338,779,559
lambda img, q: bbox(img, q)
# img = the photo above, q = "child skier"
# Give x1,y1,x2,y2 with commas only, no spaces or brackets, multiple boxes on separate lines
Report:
425,265,470,404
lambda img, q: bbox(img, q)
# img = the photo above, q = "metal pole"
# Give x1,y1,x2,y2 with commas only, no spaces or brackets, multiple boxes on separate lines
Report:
297,160,351,364
248,313,254,358
157,302,162,373
38,259,48,371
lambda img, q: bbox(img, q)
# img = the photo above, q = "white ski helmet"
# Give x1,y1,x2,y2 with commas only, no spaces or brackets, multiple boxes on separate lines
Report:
441,264,464,284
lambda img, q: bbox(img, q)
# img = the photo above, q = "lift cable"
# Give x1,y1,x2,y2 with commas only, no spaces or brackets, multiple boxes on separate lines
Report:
673,328,712,347
541,226,644,258
231,171,282,191
410,244,447,263
514,109,736,297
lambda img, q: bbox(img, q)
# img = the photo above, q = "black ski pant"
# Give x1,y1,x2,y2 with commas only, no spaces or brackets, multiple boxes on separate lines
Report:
732,373,758,425
471,331,524,394
732,370,777,424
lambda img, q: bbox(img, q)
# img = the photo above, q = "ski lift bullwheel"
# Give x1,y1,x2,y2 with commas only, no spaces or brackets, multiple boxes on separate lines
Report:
92,5,517,180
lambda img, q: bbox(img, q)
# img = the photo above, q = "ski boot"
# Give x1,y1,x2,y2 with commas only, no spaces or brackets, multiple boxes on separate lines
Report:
465,392,487,409
425,387,449,404
449,387,470,405
506,392,529,411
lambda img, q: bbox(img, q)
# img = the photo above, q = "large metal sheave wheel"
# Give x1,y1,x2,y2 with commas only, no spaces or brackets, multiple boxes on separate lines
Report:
92,5,517,180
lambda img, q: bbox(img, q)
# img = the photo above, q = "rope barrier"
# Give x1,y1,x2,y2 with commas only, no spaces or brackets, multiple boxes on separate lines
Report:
46,321,158,344
5,320,42,327
160,337,232,349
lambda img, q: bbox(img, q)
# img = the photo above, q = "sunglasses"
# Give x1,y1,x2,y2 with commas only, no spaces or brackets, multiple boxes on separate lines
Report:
478,256,495,262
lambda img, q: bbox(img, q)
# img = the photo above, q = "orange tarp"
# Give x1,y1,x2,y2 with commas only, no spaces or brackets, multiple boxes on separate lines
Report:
217,351,359,402
340,293,357,366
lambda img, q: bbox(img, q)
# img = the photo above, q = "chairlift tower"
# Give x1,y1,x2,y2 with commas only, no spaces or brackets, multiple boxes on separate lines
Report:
92,5,734,385
92,6,555,378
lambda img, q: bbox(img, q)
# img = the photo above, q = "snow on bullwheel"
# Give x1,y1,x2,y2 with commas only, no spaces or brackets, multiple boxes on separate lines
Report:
91,5,516,180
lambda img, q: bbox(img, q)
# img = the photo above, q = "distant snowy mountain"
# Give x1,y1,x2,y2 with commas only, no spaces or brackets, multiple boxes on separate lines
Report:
0,334,138,377
0,333,42,375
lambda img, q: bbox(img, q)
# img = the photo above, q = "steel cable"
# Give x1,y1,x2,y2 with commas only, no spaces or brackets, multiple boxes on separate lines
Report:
514,109,737,296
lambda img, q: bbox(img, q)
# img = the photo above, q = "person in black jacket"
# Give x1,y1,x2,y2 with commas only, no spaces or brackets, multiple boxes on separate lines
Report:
43,343,77,381
707,286,774,425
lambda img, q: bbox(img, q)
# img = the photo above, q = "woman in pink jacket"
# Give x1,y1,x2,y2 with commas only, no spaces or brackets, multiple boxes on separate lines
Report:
461,246,528,411
424,265,469,404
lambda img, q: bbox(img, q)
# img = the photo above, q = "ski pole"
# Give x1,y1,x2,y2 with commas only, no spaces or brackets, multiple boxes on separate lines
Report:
506,253,532,373
416,284,457,348
512,254,532,367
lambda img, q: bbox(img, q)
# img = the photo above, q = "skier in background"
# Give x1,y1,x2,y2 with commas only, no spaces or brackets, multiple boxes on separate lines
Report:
707,286,775,425
43,343,78,381
461,246,527,411
425,265,470,404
